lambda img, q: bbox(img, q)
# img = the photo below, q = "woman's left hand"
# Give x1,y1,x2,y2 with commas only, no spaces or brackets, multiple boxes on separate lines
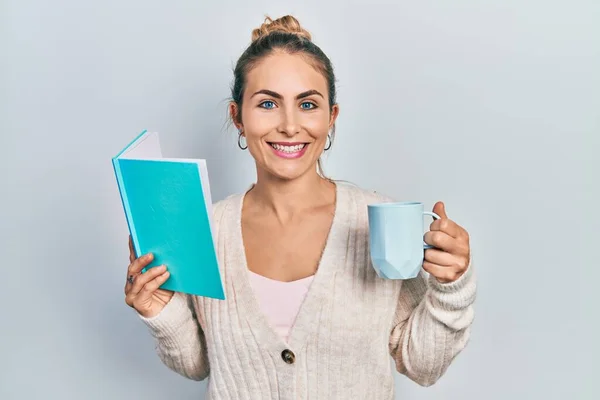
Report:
423,201,471,283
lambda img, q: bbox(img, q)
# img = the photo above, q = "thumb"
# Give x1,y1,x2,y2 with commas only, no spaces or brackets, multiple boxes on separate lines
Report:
433,201,448,219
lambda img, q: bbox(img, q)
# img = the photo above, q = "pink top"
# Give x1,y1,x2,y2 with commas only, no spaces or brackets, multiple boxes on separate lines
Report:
248,270,314,343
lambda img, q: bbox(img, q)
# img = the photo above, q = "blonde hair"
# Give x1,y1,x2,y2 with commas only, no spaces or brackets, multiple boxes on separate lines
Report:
251,15,312,42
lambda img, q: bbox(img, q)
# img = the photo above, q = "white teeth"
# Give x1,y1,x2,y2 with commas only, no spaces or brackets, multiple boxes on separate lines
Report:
270,143,306,153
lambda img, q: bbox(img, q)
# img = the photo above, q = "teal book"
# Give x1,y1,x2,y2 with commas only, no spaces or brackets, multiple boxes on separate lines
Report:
112,130,225,300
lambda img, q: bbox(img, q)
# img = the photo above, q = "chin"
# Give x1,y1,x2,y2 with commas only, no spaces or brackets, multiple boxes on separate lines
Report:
265,163,312,181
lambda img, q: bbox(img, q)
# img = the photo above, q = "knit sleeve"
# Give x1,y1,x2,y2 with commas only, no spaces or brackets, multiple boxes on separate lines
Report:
388,259,476,386
138,292,210,381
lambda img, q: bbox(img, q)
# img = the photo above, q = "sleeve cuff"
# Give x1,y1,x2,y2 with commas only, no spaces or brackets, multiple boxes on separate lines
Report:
138,292,193,338
426,257,477,310
428,257,475,292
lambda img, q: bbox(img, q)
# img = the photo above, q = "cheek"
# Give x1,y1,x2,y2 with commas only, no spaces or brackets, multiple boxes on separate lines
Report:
244,112,278,137
312,124,330,141
304,112,331,136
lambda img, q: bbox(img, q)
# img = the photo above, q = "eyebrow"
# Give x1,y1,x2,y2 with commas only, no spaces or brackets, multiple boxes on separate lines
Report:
250,89,324,100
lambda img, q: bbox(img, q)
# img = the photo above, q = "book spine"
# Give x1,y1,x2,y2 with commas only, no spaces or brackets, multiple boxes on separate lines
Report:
112,158,140,258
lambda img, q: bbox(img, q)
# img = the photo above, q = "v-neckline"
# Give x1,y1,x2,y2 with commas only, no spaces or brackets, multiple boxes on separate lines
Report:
232,182,346,351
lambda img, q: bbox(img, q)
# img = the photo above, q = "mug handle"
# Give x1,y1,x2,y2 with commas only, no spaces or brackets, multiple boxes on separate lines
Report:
423,211,441,249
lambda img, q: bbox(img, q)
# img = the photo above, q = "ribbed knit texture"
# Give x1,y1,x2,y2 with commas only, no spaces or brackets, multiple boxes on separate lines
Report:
139,182,477,399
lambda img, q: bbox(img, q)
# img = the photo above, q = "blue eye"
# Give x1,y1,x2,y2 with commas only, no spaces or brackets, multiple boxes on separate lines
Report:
301,102,316,110
260,101,275,109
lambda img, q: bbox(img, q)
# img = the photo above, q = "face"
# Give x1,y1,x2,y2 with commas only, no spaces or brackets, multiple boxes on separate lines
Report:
230,51,339,181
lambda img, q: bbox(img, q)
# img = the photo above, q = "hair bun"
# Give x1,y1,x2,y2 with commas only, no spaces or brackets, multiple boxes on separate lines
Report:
251,15,312,42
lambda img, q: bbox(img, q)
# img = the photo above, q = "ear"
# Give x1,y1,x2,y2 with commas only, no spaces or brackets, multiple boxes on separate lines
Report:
229,102,243,130
329,104,340,129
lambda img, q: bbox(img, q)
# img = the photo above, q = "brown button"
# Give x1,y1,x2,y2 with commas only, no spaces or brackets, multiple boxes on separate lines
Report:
281,349,295,364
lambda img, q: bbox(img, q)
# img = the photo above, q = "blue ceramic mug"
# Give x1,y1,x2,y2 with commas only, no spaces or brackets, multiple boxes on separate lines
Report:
367,202,440,279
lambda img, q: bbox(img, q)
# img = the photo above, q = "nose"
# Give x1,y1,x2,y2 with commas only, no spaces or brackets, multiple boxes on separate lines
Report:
277,106,300,137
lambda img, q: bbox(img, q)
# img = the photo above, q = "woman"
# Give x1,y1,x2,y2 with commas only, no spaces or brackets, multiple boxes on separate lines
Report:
124,15,475,399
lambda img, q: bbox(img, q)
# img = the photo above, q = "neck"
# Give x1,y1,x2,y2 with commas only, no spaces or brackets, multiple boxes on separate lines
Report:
248,167,335,221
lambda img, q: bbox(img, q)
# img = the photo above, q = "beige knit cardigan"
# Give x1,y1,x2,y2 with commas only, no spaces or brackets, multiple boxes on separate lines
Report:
139,182,477,399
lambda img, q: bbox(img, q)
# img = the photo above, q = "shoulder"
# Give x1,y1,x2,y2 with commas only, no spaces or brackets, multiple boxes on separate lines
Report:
336,180,395,206
212,192,243,222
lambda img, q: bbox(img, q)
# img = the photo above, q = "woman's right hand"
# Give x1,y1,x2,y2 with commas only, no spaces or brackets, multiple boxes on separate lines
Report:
124,236,174,318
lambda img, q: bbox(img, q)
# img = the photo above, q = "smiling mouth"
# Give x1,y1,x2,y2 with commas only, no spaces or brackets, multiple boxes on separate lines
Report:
267,142,310,159
268,142,308,153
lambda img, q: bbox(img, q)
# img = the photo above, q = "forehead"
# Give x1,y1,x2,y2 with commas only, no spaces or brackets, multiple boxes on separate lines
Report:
245,52,328,96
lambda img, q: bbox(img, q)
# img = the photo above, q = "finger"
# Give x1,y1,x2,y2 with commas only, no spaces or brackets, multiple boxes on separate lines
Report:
422,261,461,283
423,230,456,253
128,236,136,263
139,271,170,296
124,270,138,293
125,252,153,294
128,265,167,296
128,252,154,276
424,248,454,266
460,227,470,244
124,277,132,294
432,201,448,219
429,218,461,238
127,271,171,310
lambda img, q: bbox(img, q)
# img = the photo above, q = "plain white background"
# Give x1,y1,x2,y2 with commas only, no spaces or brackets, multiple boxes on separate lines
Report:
1,0,598,399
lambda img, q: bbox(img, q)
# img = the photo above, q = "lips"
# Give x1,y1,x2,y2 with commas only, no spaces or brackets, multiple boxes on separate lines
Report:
267,142,309,159
268,142,307,153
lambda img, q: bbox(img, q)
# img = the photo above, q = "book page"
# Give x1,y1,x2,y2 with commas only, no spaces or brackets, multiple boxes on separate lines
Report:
196,159,216,245
121,131,163,159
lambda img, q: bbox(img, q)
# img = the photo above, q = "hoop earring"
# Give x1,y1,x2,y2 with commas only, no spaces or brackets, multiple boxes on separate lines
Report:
237,132,247,150
324,134,332,151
